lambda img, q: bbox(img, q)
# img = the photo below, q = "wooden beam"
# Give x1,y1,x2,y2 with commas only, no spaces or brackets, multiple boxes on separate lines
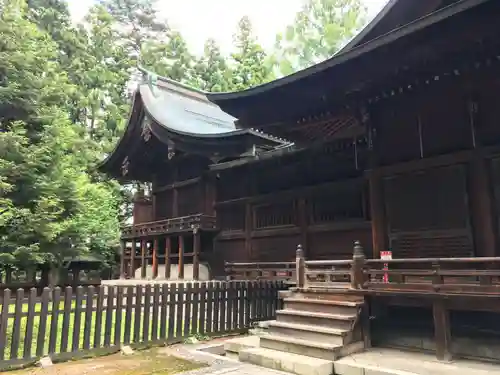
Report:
165,237,171,279
141,239,147,279
215,177,364,207
152,237,159,279
433,300,452,361
178,235,184,280
193,228,200,280
155,177,202,193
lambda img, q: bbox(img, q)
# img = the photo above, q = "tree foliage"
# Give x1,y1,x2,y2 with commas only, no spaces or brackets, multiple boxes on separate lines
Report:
272,0,366,75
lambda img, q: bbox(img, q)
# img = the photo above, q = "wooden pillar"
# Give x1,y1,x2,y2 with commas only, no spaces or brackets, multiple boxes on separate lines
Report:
193,227,200,280
120,240,126,279
165,236,171,279
130,240,136,279
368,170,387,259
433,300,452,361
152,237,159,279
178,235,184,280
244,203,252,260
298,197,308,258
173,188,179,217
362,105,387,259
469,155,496,257
205,176,216,216
141,239,147,279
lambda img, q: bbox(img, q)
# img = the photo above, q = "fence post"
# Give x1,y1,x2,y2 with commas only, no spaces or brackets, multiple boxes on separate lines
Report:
296,244,305,288
351,241,365,289
224,262,232,281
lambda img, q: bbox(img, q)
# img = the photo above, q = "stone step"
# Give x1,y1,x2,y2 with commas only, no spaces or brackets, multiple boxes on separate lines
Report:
284,297,362,315
239,347,334,375
268,320,350,345
223,335,260,354
260,334,342,361
276,309,357,330
278,289,294,299
261,334,366,362
292,288,365,303
334,360,418,375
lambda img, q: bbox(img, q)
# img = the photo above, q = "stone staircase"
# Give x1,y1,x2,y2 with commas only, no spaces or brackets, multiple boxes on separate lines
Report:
229,287,367,375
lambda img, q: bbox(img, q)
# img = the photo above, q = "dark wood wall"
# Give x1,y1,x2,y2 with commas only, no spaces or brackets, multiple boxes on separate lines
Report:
369,66,500,259
151,155,212,219
214,144,372,263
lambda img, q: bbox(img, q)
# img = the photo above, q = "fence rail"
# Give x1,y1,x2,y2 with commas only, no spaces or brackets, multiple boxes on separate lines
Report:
0,280,285,368
295,242,500,295
225,261,295,284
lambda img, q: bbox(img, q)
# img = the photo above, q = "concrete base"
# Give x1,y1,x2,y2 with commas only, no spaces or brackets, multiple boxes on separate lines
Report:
240,347,334,375
224,335,260,355
334,348,500,375
134,264,211,280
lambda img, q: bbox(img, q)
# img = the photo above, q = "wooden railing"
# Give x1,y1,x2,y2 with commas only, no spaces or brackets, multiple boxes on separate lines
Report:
295,242,500,296
121,214,217,239
225,261,296,284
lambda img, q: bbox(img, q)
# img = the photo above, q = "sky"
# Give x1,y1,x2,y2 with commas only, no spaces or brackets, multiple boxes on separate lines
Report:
68,0,389,55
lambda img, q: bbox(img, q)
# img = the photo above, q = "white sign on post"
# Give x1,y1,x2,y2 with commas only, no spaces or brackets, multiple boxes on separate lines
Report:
380,251,392,283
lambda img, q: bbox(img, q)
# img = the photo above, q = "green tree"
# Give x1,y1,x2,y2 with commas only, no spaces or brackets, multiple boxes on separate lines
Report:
99,0,169,56
141,30,194,82
273,0,366,75
101,0,194,83
191,38,233,92
230,16,273,90
0,0,121,269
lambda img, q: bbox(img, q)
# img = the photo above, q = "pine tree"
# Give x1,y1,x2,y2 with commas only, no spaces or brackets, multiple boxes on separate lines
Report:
191,38,232,92
230,16,272,90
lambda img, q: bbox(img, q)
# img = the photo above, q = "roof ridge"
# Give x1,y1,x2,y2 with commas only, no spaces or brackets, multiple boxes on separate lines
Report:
137,65,216,106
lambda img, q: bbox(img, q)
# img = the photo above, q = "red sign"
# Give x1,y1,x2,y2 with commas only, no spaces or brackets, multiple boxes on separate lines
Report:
380,251,392,283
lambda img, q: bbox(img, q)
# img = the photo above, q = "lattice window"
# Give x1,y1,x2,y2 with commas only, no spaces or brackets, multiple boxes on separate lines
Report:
390,231,473,258
217,204,245,232
309,185,365,224
384,165,472,258
253,201,296,229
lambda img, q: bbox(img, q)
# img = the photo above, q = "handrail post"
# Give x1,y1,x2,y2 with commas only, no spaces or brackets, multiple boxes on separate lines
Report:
224,262,232,281
351,241,366,289
296,244,305,288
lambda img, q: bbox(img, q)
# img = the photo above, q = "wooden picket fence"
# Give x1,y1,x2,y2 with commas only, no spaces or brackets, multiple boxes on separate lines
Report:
0,280,285,369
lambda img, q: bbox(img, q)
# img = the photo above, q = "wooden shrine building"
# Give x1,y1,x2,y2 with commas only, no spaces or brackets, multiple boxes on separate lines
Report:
101,0,500,362
99,74,289,280
206,0,500,363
